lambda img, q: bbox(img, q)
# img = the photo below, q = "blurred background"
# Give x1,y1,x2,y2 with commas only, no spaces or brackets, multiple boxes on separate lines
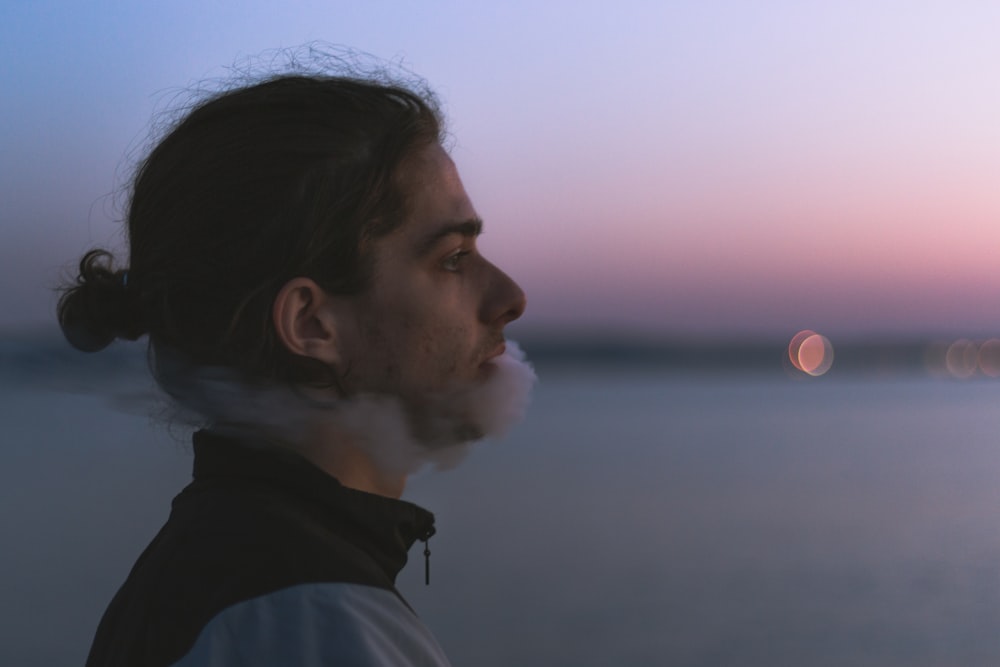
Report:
4,1,1000,665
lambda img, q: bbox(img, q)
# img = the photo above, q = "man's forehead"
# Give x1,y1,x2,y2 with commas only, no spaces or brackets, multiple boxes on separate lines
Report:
399,144,479,234
406,142,454,178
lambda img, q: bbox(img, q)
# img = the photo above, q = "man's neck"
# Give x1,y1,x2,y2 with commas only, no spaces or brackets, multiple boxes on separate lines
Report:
296,430,408,499
216,420,408,498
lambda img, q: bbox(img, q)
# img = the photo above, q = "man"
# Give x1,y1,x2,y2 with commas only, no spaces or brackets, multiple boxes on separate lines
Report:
60,71,533,666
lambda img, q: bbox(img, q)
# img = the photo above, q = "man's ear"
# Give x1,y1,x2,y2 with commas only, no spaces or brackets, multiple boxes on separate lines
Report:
272,277,344,365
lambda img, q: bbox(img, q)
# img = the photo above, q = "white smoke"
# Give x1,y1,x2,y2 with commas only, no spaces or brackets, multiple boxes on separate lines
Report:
335,340,537,474
169,340,537,477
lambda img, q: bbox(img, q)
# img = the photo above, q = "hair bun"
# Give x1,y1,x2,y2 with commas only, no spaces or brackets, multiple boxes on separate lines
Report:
58,249,146,352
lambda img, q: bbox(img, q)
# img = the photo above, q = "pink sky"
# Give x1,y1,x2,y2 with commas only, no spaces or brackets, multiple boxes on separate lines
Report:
4,1,1000,338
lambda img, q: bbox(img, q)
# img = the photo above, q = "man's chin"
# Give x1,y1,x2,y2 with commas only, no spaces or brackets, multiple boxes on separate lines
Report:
476,361,497,380
340,340,537,474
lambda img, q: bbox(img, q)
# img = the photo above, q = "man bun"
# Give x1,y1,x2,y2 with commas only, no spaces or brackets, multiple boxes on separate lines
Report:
58,249,146,352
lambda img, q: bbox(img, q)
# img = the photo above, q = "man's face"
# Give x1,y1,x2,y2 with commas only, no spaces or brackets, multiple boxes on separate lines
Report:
334,143,526,411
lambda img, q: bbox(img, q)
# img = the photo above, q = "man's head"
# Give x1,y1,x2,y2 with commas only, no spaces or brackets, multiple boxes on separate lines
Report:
63,75,445,385
59,71,531,458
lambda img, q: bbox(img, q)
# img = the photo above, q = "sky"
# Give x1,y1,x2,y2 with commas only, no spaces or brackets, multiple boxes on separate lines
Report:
3,0,1000,340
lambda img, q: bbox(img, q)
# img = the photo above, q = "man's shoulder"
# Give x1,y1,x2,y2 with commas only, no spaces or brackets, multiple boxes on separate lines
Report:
86,481,395,667
145,477,394,600
173,582,452,667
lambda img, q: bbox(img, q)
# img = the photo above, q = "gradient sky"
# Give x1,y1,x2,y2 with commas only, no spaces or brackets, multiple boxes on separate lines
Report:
4,0,1000,339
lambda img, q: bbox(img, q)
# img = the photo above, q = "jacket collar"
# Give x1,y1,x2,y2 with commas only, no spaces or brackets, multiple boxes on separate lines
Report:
190,429,436,583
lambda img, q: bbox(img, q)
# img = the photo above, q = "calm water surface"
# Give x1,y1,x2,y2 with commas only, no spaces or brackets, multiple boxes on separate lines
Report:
4,369,1000,666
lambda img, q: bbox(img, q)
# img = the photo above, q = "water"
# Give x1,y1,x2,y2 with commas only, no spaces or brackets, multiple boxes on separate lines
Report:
4,366,1000,666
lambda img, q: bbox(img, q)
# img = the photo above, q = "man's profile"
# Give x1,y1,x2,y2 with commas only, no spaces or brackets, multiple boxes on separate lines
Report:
59,62,533,666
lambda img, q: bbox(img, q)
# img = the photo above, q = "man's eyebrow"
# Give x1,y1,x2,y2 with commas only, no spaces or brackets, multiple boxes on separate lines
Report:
415,218,483,256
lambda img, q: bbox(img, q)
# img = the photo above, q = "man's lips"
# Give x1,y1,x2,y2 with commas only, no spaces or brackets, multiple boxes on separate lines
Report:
480,342,506,365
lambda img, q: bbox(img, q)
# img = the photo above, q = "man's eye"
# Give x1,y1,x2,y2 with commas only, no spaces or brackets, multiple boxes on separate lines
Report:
442,250,470,272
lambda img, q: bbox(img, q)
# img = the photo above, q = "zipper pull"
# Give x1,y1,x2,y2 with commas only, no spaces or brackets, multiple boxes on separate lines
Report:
420,525,436,586
423,535,431,585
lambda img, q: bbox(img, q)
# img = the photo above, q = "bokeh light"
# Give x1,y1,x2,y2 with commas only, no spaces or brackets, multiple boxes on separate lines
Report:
944,339,978,379
977,338,1000,377
788,330,834,377
924,338,1000,379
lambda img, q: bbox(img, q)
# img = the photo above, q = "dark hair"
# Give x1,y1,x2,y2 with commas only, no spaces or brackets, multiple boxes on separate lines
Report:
58,74,443,398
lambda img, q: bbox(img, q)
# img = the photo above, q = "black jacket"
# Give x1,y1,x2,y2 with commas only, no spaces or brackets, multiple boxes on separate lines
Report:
86,430,449,666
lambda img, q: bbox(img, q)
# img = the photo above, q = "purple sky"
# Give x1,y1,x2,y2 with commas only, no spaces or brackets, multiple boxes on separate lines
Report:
4,1,1000,339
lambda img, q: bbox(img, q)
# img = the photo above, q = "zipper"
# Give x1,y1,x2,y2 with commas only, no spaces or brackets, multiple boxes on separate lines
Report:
420,526,436,585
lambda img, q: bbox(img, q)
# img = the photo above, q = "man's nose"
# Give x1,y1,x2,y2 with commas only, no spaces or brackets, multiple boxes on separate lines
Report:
481,263,526,327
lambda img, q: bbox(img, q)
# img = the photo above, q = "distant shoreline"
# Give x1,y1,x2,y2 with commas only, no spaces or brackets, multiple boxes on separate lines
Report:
4,330,998,379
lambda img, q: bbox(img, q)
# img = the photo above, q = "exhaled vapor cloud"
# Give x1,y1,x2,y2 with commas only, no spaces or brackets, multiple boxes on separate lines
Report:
164,341,537,476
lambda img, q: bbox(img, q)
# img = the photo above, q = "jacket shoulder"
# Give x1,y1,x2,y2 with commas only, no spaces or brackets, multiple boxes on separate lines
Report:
172,583,451,667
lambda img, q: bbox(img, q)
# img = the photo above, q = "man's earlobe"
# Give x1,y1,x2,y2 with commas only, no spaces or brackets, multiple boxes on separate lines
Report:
272,277,342,364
